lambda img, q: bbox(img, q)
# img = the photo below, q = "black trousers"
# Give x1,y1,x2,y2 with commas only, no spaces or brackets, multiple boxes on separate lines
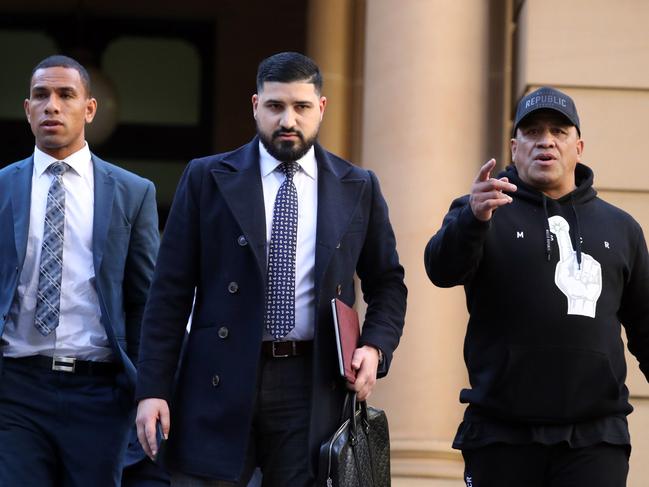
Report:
462,442,629,487
172,352,313,487
122,457,171,487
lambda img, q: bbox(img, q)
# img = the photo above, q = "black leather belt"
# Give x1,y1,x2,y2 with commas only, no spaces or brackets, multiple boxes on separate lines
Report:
261,340,313,358
5,355,120,376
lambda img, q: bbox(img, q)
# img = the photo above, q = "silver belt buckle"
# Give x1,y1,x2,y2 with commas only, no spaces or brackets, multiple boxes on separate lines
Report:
271,341,293,358
52,356,76,373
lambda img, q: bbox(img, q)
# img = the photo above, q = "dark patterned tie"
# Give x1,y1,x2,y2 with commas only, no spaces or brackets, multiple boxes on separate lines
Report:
34,161,69,336
264,161,299,340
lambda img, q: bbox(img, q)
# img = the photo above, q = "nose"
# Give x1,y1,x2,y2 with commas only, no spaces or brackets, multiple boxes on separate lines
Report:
44,94,60,114
536,128,555,148
279,108,297,129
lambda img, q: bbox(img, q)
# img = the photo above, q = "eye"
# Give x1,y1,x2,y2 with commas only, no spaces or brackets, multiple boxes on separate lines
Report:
60,90,77,99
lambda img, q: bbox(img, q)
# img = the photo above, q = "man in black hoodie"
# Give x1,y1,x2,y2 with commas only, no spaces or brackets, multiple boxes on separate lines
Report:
424,87,649,487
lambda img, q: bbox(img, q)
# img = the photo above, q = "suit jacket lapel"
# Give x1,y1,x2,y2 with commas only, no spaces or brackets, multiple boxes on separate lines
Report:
11,157,34,270
211,139,267,278
313,144,366,288
92,155,115,274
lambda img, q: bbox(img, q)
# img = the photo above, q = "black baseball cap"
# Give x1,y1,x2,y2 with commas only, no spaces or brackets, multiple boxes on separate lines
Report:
512,86,580,136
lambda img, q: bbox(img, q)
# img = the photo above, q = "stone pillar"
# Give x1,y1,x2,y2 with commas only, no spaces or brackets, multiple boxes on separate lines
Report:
361,1,491,483
306,0,359,160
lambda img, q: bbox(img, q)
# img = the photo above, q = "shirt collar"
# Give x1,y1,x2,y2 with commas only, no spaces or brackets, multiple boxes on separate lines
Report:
258,141,317,180
33,142,92,179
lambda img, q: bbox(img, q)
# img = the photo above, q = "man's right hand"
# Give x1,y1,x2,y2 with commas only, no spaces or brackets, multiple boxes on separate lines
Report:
470,159,517,221
136,398,170,460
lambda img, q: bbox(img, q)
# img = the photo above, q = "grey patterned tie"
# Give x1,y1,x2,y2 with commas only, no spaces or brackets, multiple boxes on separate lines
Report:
264,161,299,340
34,161,69,336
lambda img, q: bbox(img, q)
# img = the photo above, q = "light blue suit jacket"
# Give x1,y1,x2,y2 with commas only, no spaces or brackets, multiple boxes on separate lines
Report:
0,154,159,391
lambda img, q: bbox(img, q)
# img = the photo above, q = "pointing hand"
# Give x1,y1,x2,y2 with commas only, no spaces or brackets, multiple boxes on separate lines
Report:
470,159,517,221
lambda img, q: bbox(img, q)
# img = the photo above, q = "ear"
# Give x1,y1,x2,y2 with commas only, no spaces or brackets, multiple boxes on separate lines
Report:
319,96,327,121
85,97,97,123
510,138,518,164
252,94,259,119
576,138,584,162
24,99,31,123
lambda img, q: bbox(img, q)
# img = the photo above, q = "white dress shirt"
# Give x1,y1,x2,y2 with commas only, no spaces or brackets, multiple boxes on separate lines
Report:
3,144,114,361
259,142,318,341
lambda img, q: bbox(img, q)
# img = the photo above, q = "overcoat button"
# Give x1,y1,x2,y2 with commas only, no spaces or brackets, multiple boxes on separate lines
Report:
212,374,220,387
336,284,342,295
218,326,229,339
228,282,239,293
237,235,248,246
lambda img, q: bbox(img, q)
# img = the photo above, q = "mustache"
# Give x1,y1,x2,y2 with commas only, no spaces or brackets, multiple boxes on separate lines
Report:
273,129,304,141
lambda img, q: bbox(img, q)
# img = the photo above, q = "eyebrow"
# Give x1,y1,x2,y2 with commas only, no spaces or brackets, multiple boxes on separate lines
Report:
31,85,78,93
264,98,313,106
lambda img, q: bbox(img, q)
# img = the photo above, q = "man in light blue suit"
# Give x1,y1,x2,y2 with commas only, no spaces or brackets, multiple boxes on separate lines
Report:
0,55,160,486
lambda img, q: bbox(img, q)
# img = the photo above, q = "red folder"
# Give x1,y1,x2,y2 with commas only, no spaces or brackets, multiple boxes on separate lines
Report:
331,298,360,383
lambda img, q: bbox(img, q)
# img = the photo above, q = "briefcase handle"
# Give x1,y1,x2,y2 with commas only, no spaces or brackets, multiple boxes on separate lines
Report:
340,392,370,446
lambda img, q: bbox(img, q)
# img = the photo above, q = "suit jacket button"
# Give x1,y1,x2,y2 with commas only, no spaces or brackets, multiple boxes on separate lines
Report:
218,326,229,339
228,282,239,293
336,284,342,295
237,235,248,246
336,242,341,249
212,374,220,387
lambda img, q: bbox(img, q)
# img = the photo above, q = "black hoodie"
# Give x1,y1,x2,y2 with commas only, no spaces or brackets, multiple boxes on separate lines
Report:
425,163,649,446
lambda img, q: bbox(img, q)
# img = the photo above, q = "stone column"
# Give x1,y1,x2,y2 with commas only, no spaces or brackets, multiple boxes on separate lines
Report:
361,1,491,484
306,0,361,161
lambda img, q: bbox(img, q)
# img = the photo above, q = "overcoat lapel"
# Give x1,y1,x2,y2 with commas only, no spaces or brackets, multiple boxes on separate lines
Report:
92,156,115,274
313,144,366,289
11,158,34,270
210,140,267,278
209,140,366,290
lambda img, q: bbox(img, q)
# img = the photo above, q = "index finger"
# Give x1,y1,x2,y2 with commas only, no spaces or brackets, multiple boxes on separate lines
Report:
137,419,154,458
475,158,496,183
145,418,160,458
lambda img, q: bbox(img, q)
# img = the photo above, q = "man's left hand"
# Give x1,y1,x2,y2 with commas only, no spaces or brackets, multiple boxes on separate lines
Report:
347,345,380,401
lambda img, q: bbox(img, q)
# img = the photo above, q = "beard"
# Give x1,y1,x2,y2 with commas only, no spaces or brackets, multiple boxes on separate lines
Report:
258,126,318,163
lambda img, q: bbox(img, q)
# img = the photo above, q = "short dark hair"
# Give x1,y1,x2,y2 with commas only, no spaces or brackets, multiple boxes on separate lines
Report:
31,55,92,97
256,52,322,94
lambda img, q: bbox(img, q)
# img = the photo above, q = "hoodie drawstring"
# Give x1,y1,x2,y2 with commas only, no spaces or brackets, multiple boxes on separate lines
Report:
542,195,552,262
571,194,583,270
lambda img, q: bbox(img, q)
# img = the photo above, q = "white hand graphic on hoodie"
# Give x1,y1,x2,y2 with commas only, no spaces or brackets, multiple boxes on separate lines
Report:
548,215,602,318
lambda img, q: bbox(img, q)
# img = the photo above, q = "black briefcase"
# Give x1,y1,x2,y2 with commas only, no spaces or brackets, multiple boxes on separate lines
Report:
318,392,390,487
